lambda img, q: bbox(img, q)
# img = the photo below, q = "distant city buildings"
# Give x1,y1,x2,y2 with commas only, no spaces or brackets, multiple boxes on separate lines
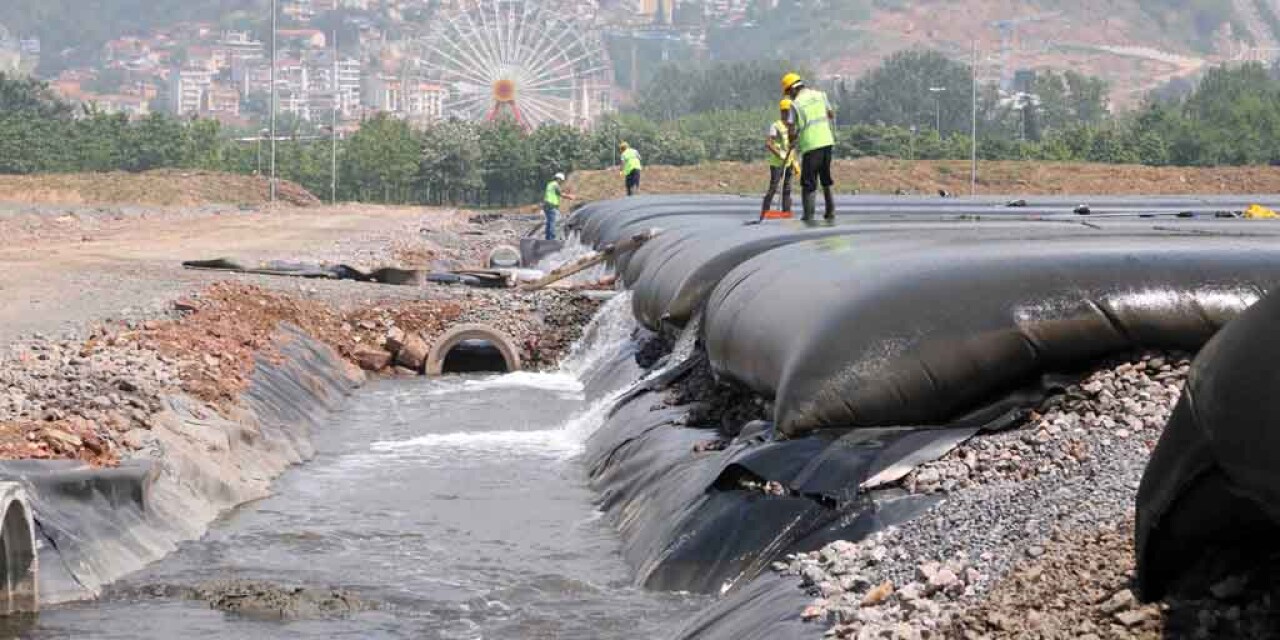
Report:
32,0,715,127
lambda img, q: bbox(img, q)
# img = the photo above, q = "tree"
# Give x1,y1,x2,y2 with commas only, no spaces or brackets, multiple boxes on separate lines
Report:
477,120,537,205
633,60,808,121
839,49,973,135
0,73,74,120
342,113,421,202
420,119,482,204
121,113,192,172
1031,70,1109,132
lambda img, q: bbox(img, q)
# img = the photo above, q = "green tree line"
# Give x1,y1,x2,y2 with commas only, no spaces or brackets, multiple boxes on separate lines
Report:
2,58,1280,205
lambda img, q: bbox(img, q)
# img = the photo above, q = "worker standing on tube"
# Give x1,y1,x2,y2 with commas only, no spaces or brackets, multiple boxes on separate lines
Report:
761,98,795,216
782,72,837,222
619,141,642,196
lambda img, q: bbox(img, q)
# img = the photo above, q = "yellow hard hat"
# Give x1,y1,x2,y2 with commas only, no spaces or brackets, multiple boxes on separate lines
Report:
781,72,802,93
779,98,792,111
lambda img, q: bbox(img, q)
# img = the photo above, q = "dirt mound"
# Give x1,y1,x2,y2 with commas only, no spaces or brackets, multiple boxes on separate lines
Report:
568,159,1280,203
0,170,320,207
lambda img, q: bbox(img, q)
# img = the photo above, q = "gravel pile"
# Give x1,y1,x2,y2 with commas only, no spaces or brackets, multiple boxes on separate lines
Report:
903,353,1189,494
773,352,1197,639
0,328,187,463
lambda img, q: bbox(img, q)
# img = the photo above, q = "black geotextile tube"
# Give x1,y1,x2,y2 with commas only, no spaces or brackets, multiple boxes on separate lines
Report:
571,194,1280,250
1135,289,1280,601
702,227,1280,436
623,219,1110,332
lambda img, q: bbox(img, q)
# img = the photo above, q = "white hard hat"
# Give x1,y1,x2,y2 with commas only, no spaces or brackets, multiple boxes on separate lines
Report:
554,172,566,181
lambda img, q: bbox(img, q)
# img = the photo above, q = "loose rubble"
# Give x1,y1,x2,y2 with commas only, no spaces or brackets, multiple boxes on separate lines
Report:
667,353,771,436
771,352,1254,639
133,580,365,620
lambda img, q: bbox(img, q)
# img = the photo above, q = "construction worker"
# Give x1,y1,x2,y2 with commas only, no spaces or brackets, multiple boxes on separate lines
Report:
619,141,642,196
542,172,573,241
762,98,795,216
782,72,837,222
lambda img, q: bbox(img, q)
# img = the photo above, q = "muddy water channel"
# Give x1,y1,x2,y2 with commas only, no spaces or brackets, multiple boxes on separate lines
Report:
23,298,707,639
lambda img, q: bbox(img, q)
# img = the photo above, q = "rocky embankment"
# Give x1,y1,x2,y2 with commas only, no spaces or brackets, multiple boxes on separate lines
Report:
0,280,597,466
771,352,1275,639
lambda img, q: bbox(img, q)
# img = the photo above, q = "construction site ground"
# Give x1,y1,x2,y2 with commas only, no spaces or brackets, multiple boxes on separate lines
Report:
7,161,1280,348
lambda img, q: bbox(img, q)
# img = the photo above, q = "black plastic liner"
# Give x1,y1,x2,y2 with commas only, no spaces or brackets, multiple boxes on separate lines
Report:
0,326,358,603
671,571,815,640
586,386,948,595
1136,289,1280,600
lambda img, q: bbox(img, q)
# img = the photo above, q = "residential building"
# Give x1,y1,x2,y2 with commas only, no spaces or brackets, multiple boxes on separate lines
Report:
204,85,242,116
170,66,214,115
336,57,363,115
403,80,444,123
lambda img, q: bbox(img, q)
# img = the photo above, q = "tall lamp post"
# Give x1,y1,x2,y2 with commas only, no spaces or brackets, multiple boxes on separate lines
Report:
928,86,947,133
269,0,278,206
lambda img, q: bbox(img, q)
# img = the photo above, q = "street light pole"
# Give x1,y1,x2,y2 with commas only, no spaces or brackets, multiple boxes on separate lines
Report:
331,29,339,205
269,0,278,206
970,40,978,197
928,86,946,133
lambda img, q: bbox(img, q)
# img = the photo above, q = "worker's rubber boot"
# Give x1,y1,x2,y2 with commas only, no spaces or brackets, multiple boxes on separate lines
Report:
823,187,836,222
782,192,793,213
801,193,817,222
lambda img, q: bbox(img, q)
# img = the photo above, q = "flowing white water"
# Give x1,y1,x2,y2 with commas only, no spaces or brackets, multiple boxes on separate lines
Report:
534,233,612,285
365,291,640,458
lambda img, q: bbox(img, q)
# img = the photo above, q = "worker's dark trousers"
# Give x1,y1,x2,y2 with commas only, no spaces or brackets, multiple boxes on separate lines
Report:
800,146,835,220
762,165,793,212
543,204,559,240
625,170,641,196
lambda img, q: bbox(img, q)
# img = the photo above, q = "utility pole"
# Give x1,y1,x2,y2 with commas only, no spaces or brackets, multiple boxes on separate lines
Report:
970,40,978,197
269,0,278,206
331,29,339,205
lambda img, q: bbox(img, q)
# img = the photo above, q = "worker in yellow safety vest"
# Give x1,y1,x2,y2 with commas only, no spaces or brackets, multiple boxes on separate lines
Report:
762,98,796,216
619,141,642,196
542,172,574,241
782,72,837,222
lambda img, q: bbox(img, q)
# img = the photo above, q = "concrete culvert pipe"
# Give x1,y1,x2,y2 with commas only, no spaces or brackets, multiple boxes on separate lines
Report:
487,245,522,269
0,484,36,614
427,324,522,375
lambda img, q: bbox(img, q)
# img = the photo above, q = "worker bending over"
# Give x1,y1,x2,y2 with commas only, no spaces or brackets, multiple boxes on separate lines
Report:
782,72,837,222
762,98,796,215
542,172,573,241
619,141,642,196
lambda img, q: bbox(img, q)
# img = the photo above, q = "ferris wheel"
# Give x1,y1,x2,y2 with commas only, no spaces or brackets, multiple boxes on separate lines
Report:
419,0,613,128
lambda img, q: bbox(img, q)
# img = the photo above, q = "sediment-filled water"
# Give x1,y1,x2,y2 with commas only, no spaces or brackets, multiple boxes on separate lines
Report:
20,294,707,639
